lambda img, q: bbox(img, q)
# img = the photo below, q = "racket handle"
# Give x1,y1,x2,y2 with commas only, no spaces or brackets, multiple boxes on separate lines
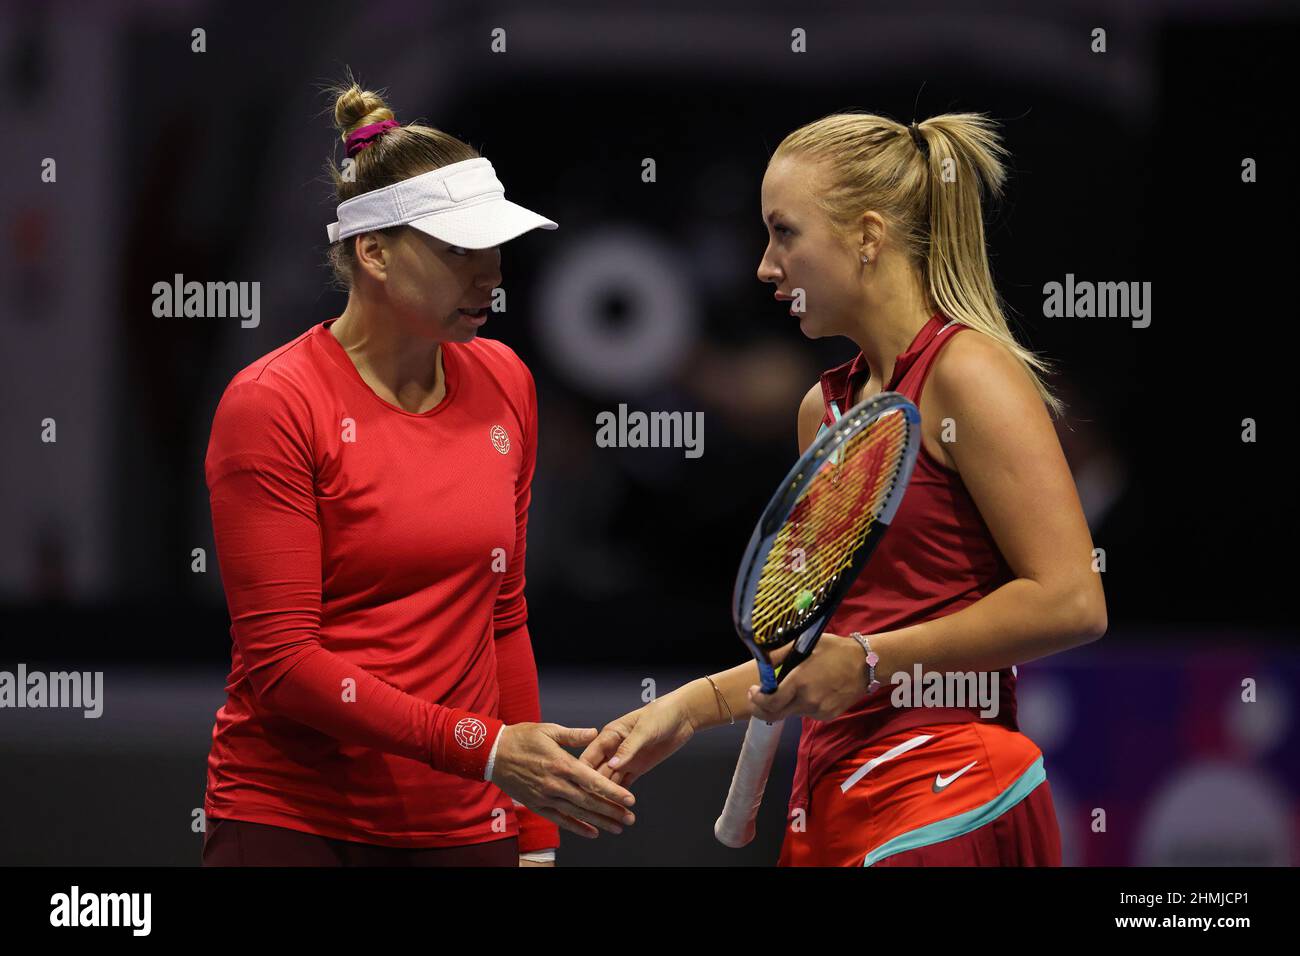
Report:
775,643,813,683
714,716,785,848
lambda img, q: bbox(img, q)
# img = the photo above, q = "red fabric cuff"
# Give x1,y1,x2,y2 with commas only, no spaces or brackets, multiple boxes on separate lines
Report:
431,708,504,780
515,804,560,853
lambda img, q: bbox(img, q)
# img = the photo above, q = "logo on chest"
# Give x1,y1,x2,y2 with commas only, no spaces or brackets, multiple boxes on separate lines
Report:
489,425,511,455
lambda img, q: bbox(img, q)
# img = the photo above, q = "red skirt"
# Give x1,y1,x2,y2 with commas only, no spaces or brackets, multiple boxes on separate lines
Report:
779,720,1061,867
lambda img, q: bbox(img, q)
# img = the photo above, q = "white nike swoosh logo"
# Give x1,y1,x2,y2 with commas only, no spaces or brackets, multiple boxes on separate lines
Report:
841,734,934,793
932,760,978,792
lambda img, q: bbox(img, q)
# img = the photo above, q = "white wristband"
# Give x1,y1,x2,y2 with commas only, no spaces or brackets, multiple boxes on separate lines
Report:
482,725,504,782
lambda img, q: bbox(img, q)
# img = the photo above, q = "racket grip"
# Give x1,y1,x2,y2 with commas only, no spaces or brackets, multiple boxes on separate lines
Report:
714,716,785,848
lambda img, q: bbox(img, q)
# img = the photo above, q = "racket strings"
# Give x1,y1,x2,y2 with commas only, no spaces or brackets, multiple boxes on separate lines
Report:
750,411,910,646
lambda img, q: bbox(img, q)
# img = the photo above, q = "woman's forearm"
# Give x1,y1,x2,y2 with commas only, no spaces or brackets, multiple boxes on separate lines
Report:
671,576,1102,731
674,659,764,732
870,576,1105,683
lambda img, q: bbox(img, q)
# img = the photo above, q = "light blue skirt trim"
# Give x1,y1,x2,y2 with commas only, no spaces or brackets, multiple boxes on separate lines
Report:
862,755,1047,866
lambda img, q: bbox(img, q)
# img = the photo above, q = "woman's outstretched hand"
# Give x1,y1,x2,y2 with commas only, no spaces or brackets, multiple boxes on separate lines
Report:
490,722,638,839
578,688,701,788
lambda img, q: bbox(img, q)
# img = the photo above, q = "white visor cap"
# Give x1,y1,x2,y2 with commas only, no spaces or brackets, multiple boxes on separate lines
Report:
325,157,557,249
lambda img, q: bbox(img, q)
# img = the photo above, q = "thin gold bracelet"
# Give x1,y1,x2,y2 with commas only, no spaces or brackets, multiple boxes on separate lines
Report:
704,675,735,725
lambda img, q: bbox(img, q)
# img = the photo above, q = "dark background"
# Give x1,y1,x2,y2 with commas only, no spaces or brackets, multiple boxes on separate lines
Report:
1,0,1295,866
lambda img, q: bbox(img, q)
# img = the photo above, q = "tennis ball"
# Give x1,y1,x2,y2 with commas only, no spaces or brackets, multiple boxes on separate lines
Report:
795,589,814,612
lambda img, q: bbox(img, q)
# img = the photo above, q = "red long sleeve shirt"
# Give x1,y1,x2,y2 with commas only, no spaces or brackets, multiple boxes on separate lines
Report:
203,318,557,850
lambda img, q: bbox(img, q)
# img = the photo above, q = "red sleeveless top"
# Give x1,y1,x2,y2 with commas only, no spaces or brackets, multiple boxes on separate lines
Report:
788,312,1020,814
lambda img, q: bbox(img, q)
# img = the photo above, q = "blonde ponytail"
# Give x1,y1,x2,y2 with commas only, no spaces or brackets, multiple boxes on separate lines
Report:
776,111,1064,417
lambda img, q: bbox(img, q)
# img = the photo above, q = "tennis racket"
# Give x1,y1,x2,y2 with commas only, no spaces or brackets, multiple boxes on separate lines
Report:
713,391,920,848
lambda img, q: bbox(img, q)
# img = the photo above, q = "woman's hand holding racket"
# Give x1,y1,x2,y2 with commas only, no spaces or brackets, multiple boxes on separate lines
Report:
744,632,876,723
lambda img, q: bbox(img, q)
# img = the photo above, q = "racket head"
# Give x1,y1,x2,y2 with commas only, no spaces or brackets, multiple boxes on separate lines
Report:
732,391,921,689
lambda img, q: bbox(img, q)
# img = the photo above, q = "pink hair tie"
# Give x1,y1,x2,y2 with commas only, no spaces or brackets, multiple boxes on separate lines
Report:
345,118,399,157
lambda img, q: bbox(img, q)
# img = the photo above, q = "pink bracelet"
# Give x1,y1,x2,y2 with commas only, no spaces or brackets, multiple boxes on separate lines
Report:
849,632,882,695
